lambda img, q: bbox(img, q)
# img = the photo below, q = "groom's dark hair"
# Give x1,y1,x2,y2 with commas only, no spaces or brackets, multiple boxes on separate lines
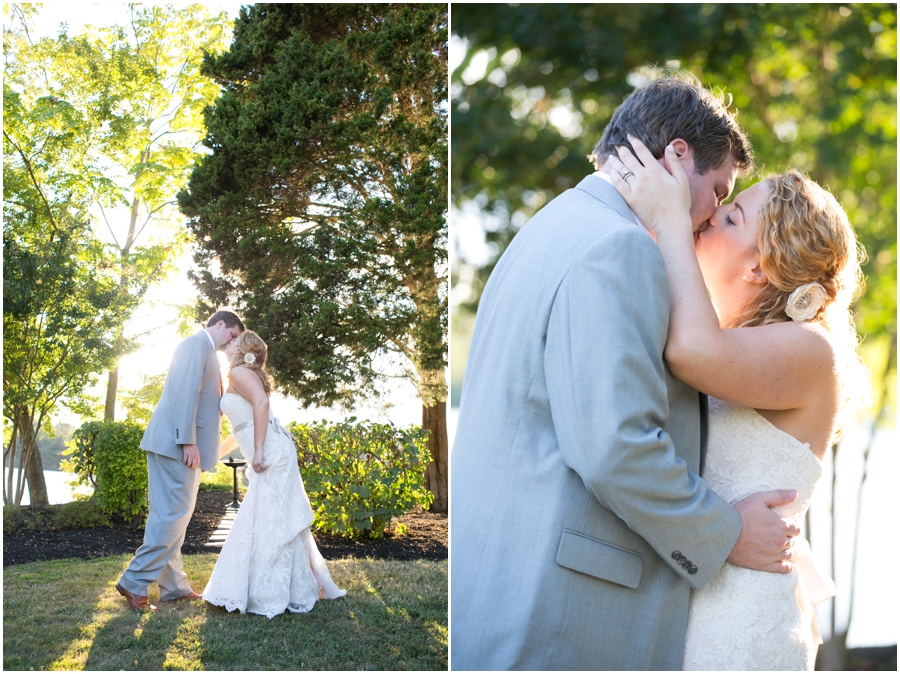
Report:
590,70,754,175
206,309,245,331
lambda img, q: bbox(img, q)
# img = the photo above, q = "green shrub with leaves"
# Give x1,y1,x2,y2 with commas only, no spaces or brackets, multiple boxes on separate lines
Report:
62,421,105,488
3,504,51,534
52,498,112,530
63,420,148,527
290,418,433,539
3,498,111,533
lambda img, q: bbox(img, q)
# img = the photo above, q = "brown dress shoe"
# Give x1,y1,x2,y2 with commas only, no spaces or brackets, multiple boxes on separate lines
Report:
165,590,203,602
116,583,159,612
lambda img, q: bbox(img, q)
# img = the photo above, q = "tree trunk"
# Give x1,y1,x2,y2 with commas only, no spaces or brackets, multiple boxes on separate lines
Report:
104,364,119,421
103,192,140,422
817,630,847,670
17,410,49,507
422,401,448,514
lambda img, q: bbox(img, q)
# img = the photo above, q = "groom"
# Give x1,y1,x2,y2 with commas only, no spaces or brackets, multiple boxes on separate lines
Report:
451,73,800,669
116,309,244,611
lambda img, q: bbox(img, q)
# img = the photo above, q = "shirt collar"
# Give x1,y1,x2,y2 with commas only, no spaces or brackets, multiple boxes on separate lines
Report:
203,329,216,351
593,169,650,234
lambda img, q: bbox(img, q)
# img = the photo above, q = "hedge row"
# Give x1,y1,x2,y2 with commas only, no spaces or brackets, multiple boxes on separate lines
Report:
63,417,432,538
291,418,432,539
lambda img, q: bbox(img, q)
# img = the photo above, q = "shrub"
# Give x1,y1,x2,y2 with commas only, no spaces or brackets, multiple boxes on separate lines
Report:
290,418,432,540
52,498,111,530
3,499,112,534
62,421,104,489
64,420,148,527
3,504,52,534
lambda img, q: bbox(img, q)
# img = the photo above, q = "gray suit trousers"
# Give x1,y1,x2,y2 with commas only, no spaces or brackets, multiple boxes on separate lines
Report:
118,452,201,600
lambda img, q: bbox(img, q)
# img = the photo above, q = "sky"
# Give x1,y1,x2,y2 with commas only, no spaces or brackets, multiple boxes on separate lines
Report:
21,2,426,430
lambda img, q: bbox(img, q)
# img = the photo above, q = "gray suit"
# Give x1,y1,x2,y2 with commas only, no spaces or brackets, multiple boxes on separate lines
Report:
450,176,743,670
119,330,223,599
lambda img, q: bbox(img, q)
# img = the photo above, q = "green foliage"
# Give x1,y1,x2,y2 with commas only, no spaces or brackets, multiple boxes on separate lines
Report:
63,421,148,526
36,423,75,471
179,4,448,410
199,461,244,492
3,4,234,444
3,498,111,534
119,374,165,425
3,504,52,534
291,418,433,539
451,3,897,415
50,499,112,530
2,5,230,503
62,421,104,489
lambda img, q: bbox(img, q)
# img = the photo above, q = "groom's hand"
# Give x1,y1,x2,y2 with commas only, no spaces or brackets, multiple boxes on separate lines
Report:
727,489,801,574
182,444,201,469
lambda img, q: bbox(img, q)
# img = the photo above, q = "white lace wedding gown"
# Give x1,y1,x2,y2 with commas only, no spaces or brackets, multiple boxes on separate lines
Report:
682,397,833,670
203,392,346,618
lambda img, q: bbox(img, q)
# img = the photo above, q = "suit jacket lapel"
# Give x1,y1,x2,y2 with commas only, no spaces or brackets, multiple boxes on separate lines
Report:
197,330,222,396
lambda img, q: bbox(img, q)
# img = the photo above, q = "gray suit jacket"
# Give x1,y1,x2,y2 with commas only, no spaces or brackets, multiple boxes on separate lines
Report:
450,175,743,670
141,331,223,471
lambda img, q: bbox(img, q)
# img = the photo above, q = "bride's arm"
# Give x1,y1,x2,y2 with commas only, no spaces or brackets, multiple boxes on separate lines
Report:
608,138,834,412
219,433,238,458
228,366,270,471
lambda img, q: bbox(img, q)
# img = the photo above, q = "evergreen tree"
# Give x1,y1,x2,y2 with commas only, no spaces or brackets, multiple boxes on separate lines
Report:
180,4,449,511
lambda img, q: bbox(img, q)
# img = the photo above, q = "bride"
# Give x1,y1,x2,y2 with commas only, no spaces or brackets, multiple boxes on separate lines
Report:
203,330,346,618
609,137,868,670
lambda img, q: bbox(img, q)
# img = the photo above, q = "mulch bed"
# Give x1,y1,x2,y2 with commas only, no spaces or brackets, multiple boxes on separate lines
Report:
3,490,447,567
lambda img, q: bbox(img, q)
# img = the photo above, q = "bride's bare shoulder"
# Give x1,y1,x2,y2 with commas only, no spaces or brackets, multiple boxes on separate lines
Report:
227,365,267,401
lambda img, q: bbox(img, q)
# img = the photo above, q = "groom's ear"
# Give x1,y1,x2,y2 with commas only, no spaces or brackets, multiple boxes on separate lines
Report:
668,138,690,159
662,138,692,173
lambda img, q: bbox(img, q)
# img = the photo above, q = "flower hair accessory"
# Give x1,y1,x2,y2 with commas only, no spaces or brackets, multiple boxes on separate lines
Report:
243,352,257,365
785,282,827,322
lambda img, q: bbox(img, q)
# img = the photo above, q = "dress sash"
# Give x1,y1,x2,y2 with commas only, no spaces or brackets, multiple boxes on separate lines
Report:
794,538,837,649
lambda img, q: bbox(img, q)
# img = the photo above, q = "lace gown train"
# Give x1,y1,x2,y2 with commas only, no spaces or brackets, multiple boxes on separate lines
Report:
682,398,830,671
203,393,346,618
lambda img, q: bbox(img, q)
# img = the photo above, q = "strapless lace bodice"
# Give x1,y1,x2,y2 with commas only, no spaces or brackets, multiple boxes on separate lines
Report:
220,391,254,430
702,398,822,516
683,398,825,671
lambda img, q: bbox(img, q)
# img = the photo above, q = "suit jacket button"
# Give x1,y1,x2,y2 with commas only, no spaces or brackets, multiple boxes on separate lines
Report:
689,566,698,575
672,551,683,561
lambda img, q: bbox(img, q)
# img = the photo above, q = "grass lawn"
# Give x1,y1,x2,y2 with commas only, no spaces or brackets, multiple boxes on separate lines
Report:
3,554,447,670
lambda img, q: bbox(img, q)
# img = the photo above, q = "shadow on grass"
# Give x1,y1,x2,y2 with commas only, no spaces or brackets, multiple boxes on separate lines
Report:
191,558,448,670
82,603,202,670
4,554,447,671
3,556,139,670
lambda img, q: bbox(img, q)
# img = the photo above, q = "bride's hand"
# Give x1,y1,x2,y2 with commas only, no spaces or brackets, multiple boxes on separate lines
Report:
252,450,268,472
608,135,693,238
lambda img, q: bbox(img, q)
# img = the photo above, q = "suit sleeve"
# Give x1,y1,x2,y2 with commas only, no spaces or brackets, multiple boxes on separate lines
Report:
544,225,742,589
168,336,207,447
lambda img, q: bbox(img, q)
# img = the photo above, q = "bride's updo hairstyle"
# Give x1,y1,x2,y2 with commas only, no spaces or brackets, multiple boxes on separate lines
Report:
734,169,870,439
228,330,274,396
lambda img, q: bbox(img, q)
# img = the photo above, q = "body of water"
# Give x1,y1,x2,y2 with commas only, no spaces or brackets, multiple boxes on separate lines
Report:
16,470,93,506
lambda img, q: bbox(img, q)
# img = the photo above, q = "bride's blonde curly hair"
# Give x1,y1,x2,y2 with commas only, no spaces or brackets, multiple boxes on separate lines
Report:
731,169,870,440
228,330,273,396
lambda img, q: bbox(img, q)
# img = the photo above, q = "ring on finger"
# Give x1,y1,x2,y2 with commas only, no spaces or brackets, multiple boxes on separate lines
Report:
621,171,634,181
